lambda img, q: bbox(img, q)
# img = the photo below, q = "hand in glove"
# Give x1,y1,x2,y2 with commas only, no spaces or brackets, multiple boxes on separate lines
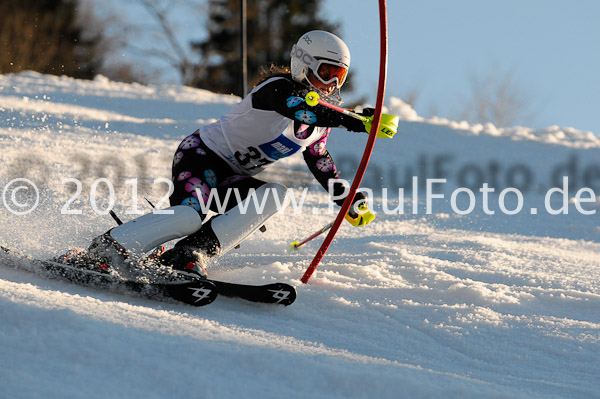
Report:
360,108,399,139
344,192,376,227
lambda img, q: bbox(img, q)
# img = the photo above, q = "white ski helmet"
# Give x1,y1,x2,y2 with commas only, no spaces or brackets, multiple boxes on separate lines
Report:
290,30,351,102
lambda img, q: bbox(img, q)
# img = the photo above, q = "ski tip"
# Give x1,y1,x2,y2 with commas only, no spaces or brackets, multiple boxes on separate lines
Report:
266,283,297,306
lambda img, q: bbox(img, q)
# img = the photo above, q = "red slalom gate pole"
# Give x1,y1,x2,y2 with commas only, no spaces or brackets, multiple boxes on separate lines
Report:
301,0,388,284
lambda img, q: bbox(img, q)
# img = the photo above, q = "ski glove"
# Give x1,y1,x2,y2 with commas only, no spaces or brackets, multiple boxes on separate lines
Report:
345,192,376,227
360,108,400,139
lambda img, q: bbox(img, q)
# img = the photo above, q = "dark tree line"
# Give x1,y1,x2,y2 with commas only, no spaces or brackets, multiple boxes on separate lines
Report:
0,0,103,79
0,0,342,95
188,0,342,96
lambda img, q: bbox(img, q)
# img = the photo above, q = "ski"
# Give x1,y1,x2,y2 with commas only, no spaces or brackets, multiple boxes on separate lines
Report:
211,280,296,306
0,246,297,306
0,245,217,306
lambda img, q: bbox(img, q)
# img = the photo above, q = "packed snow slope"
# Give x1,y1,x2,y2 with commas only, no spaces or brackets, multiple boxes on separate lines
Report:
1,72,599,399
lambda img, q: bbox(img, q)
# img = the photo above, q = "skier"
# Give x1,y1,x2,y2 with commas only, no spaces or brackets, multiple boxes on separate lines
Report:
82,30,398,279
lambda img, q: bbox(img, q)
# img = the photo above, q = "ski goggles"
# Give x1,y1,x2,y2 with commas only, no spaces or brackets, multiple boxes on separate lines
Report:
312,60,348,88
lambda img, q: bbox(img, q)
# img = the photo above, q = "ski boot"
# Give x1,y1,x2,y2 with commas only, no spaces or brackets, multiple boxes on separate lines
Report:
153,224,220,281
54,232,128,275
53,249,111,274
156,247,208,281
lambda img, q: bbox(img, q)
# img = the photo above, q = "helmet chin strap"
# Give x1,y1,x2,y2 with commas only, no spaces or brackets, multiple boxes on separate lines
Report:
317,87,343,105
303,76,343,105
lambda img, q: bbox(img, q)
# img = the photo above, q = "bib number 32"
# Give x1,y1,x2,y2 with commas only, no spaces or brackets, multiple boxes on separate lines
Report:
234,146,272,170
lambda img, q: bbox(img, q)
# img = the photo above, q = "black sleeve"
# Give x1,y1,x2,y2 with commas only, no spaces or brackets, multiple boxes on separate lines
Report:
303,148,348,206
303,146,368,208
252,78,367,132
301,130,350,206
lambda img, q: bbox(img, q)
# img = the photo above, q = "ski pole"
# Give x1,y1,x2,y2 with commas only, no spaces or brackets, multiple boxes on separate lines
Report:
289,220,335,252
305,91,369,122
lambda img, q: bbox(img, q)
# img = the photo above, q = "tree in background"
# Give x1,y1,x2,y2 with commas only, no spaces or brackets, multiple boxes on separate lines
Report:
133,0,201,85
0,0,103,79
189,0,347,97
459,66,535,128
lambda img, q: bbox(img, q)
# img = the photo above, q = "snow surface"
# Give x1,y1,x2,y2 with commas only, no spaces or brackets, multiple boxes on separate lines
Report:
1,71,599,399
